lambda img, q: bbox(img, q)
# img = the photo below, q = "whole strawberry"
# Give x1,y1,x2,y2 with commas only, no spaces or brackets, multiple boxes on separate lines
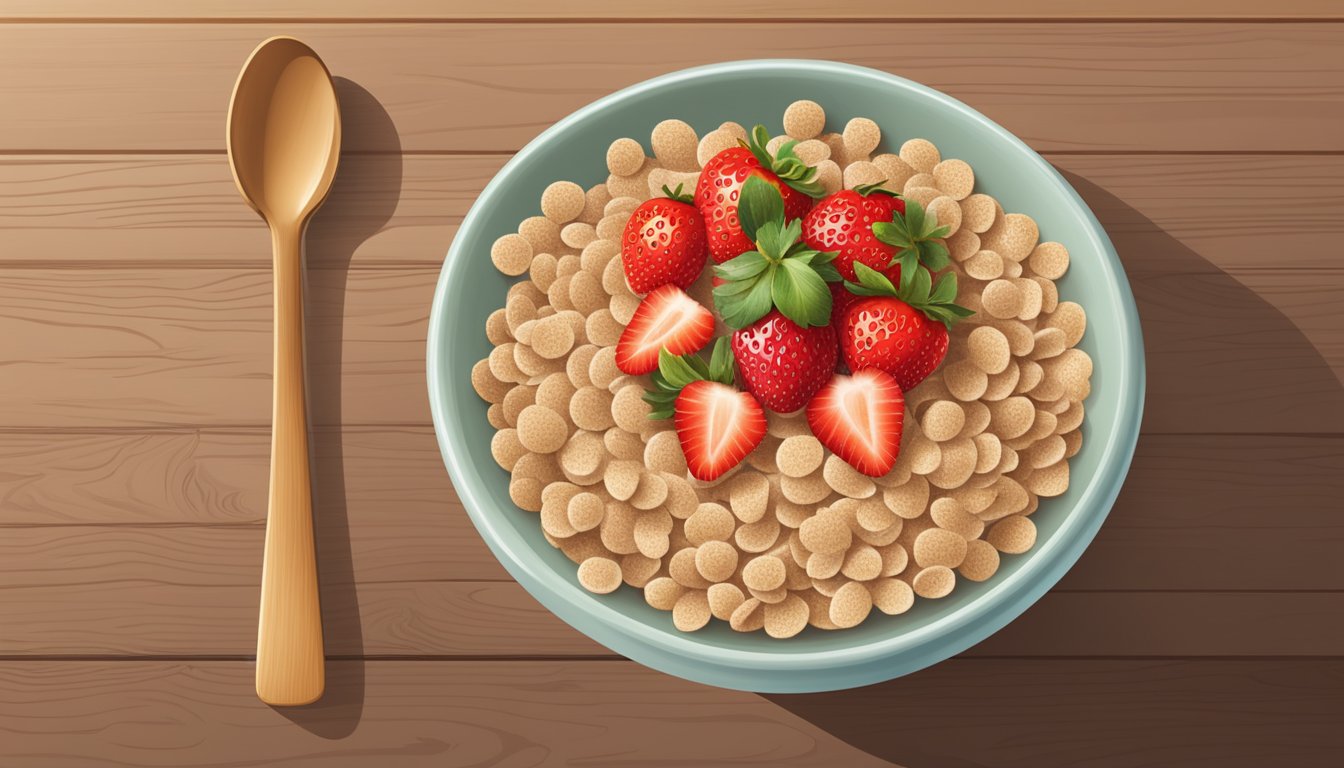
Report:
732,310,837,413
711,177,843,412
801,184,906,282
841,263,974,391
695,125,824,263
621,184,708,294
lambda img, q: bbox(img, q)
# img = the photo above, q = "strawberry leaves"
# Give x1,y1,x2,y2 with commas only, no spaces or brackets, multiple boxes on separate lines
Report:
713,177,841,330
845,262,975,328
644,337,736,420
659,183,694,205
741,124,826,199
872,198,951,283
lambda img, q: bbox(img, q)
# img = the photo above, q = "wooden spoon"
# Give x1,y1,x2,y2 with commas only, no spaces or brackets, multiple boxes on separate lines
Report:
226,36,341,707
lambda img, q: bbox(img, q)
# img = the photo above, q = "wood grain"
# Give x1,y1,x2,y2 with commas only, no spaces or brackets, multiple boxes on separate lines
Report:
0,659,1339,768
7,1,1343,21
1,266,1339,431
1,24,1342,153
2,431,1340,592
4,154,1343,271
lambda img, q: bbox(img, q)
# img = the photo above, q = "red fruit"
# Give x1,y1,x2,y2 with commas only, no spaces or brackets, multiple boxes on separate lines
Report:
801,188,907,282
806,368,906,477
829,262,901,332
842,297,950,391
674,380,768,481
615,285,715,375
731,311,837,413
695,126,823,263
621,186,708,294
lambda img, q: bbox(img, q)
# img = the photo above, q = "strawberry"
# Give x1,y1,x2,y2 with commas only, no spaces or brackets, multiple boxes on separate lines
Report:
710,177,844,411
801,185,907,282
644,338,766,481
621,184,708,294
695,125,824,263
731,310,836,413
806,368,906,477
829,262,899,334
840,263,974,391
614,284,715,375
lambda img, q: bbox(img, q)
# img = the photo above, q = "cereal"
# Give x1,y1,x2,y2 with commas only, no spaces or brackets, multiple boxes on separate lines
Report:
651,119,698,171
630,472,669,510
673,589,712,631
783,99,826,139
959,539,1000,582
695,540,739,583
516,405,569,454
899,138,940,172
541,181,585,224
922,400,966,442
764,593,809,639
932,158,975,200
478,115,1093,637
570,386,615,431
823,455,877,498
914,528,969,569
841,544,883,582
727,472,771,524
781,472,831,505
742,555,787,592
799,508,852,554
912,566,956,599
987,515,1037,554
735,517,782,553
884,475,930,519
577,556,622,594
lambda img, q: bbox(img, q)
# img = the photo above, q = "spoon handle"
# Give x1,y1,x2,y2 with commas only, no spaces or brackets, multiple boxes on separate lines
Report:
256,223,324,706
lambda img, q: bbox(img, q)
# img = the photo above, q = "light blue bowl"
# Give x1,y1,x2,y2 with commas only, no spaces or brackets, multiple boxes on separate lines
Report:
427,60,1144,693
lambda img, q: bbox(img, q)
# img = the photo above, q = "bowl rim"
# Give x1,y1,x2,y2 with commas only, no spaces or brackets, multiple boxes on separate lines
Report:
427,59,1145,692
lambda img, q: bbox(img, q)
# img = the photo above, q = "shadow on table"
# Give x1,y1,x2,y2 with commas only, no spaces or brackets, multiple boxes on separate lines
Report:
272,76,403,738
761,170,1344,768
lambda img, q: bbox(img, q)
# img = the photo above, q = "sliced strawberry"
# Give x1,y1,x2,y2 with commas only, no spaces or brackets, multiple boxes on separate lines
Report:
674,380,767,481
615,284,715,375
806,368,906,477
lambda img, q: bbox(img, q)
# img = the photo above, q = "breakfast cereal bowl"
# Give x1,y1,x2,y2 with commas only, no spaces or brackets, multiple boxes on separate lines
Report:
427,60,1144,692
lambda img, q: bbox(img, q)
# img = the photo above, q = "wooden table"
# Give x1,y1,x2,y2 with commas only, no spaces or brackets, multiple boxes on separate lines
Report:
2,3,1342,766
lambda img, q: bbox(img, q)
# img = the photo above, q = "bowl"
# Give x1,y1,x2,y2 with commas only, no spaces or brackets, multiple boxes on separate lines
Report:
427,60,1144,693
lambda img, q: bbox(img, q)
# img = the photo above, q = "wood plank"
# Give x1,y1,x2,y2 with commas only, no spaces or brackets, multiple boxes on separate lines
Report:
1,559,1340,657
1,659,1340,768
1,24,1342,153
1,265,1340,431
5,154,1343,272
2,430,1341,592
7,1,1344,21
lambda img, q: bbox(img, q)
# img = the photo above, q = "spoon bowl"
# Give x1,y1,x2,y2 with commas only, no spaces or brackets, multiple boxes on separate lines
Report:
228,36,341,225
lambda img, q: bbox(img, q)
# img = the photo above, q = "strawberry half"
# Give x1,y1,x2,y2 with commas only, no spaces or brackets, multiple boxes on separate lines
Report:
840,263,974,391
615,284,715,375
621,184,708,294
695,125,824,263
806,368,906,477
645,338,766,481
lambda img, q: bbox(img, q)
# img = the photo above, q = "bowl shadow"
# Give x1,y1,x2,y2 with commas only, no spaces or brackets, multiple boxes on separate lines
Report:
268,77,403,737
760,170,1344,767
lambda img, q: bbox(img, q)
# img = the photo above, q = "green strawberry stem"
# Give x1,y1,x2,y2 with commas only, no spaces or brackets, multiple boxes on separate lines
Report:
845,262,975,329
852,180,901,198
659,183,694,205
871,198,951,283
643,337,736,420
739,124,826,199
711,176,841,330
